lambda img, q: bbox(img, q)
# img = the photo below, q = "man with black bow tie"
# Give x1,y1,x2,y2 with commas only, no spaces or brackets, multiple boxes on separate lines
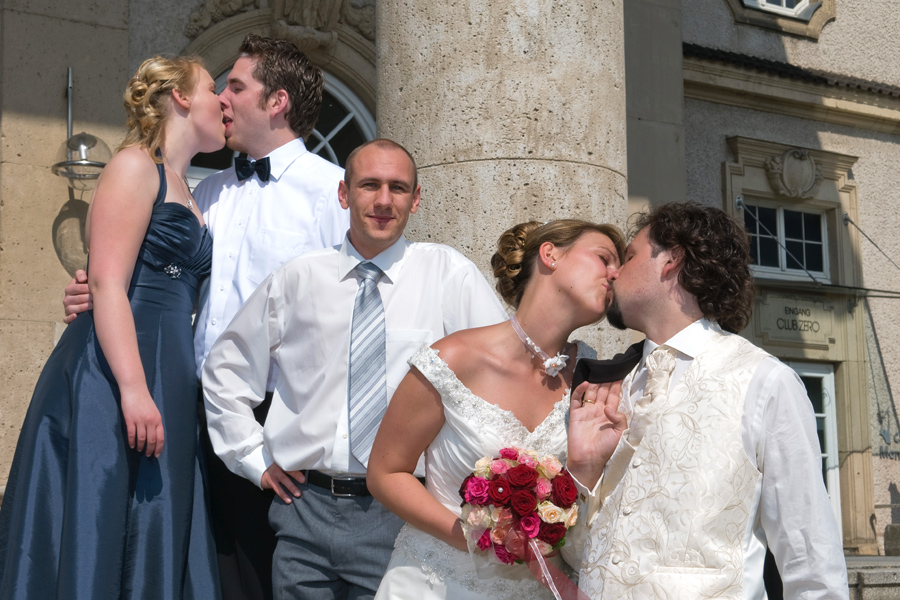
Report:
190,34,348,600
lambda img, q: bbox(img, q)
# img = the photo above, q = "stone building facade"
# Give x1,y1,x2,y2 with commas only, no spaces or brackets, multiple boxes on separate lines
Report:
1,0,899,596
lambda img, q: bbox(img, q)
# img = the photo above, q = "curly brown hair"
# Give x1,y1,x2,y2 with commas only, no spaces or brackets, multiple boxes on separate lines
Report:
491,219,626,309
632,202,754,333
239,34,323,140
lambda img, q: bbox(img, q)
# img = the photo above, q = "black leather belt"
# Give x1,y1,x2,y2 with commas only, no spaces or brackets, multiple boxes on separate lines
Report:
305,470,370,497
303,470,426,497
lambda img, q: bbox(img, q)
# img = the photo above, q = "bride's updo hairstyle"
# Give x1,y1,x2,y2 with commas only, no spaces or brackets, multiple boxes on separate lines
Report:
120,56,204,163
491,219,626,308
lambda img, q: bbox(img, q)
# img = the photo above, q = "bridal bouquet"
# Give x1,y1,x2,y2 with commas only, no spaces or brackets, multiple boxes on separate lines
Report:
458,447,579,565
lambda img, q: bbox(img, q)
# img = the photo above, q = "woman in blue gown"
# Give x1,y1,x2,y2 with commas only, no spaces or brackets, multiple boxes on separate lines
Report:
0,56,226,599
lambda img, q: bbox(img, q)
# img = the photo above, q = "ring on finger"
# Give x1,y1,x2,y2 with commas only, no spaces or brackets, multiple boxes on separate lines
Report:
582,398,596,405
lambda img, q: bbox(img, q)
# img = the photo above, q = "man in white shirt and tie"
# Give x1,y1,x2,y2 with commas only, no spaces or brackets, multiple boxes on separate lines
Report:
202,139,507,600
64,34,349,600
566,202,848,599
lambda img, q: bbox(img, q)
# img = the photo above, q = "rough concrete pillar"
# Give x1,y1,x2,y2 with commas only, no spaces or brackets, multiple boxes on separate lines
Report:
377,0,629,354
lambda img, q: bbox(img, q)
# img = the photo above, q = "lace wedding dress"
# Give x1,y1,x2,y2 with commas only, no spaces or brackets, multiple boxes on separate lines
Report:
374,343,594,600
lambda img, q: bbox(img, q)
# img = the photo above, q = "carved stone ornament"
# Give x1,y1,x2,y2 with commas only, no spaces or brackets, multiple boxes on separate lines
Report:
341,0,375,41
764,149,823,198
272,0,342,53
185,0,261,39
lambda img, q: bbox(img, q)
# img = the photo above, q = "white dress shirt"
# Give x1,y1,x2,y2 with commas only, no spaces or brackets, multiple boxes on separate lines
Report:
577,319,847,600
192,138,348,379
202,234,508,487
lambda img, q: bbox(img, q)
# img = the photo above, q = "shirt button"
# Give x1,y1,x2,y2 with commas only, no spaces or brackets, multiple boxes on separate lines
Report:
623,506,632,516
342,433,348,439
632,459,642,468
219,286,225,292
611,554,621,565
211,319,217,325
228,252,234,259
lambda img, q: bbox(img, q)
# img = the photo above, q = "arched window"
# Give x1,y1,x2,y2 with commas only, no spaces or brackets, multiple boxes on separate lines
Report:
186,70,375,188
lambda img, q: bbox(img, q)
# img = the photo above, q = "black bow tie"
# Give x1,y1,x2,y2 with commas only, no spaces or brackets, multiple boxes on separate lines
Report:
234,156,271,182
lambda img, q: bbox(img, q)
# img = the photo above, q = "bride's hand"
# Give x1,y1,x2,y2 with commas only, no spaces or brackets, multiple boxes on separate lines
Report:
566,380,626,488
120,386,165,458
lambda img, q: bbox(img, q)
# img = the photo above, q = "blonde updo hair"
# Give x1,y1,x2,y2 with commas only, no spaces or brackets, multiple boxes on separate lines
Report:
119,55,204,162
491,219,626,308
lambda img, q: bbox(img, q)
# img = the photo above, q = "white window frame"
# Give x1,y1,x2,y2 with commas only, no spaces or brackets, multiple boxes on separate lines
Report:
742,200,831,284
787,361,842,537
741,0,820,20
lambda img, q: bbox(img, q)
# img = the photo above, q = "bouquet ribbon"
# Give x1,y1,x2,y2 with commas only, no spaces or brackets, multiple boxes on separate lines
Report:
523,539,590,600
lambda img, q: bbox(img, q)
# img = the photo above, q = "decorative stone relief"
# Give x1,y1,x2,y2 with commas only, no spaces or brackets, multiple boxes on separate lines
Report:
185,0,261,39
272,0,341,52
764,149,823,198
341,0,375,42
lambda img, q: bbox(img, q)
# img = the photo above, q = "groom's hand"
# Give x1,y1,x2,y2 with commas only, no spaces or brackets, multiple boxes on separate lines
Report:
567,380,626,489
262,462,305,504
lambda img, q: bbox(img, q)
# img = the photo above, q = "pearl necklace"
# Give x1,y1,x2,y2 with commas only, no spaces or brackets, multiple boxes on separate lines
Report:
509,314,569,378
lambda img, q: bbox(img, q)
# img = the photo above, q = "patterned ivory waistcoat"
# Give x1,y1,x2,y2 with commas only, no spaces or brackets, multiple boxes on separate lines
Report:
580,330,771,600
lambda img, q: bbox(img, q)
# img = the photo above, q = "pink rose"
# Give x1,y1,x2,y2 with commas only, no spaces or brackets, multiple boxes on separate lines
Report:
518,453,537,468
477,528,492,551
493,507,514,527
490,523,511,545
519,513,541,538
532,539,553,557
494,543,516,565
465,477,490,505
499,448,519,460
535,477,552,501
490,459,510,475
538,456,563,478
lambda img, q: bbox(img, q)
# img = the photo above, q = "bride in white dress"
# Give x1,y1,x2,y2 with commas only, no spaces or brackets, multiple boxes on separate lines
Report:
367,220,627,600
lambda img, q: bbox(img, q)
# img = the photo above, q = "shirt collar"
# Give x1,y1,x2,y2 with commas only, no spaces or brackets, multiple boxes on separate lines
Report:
252,138,308,182
641,318,721,363
338,234,409,284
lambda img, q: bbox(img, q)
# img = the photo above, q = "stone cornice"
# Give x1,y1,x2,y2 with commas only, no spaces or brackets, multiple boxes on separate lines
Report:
684,57,900,136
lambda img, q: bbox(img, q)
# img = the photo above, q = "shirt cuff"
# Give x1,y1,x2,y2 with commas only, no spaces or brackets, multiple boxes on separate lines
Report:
241,445,273,488
599,432,637,501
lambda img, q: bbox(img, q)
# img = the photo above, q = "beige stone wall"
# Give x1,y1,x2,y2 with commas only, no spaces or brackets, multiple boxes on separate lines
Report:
376,0,631,355
0,1,130,484
682,0,900,83
683,97,900,552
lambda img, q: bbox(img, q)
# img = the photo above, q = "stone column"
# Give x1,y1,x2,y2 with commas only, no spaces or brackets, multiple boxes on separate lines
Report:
377,0,628,354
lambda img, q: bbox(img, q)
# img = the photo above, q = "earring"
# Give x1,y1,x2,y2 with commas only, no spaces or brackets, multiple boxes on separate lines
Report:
551,262,557,268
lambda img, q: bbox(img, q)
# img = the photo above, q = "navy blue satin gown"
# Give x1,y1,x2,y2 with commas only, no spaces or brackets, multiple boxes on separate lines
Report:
0,163,220,599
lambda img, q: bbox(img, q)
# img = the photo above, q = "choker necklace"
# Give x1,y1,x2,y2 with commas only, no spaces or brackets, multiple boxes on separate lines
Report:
509,314,569,377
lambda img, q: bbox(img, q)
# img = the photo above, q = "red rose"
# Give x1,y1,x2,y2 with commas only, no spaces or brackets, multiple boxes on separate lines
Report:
538,522,567,546
458,475,473,505
510,489,538,516
499,448,519,460
488,478,511,506
507,464,539,489
551,471,578,508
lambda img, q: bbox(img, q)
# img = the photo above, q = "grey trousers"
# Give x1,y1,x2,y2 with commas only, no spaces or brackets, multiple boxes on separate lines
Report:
268,479,404,600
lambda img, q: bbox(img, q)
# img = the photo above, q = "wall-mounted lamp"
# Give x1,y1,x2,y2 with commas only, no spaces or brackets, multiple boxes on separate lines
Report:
50,68,111,192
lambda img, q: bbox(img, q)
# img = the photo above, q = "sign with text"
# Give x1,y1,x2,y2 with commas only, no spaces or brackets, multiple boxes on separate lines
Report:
756,293,835,348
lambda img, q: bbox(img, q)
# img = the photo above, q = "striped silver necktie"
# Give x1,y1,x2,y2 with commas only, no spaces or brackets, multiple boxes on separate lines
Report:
348,262,387,466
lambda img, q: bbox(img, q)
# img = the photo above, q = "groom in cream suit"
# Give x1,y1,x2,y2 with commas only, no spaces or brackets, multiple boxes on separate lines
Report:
567,202,847,599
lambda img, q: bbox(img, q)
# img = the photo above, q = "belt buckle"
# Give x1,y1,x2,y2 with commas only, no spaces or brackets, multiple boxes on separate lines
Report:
330,475,357,497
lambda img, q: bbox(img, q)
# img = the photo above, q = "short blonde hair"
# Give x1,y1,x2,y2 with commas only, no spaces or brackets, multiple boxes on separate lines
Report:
119,56,203,162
